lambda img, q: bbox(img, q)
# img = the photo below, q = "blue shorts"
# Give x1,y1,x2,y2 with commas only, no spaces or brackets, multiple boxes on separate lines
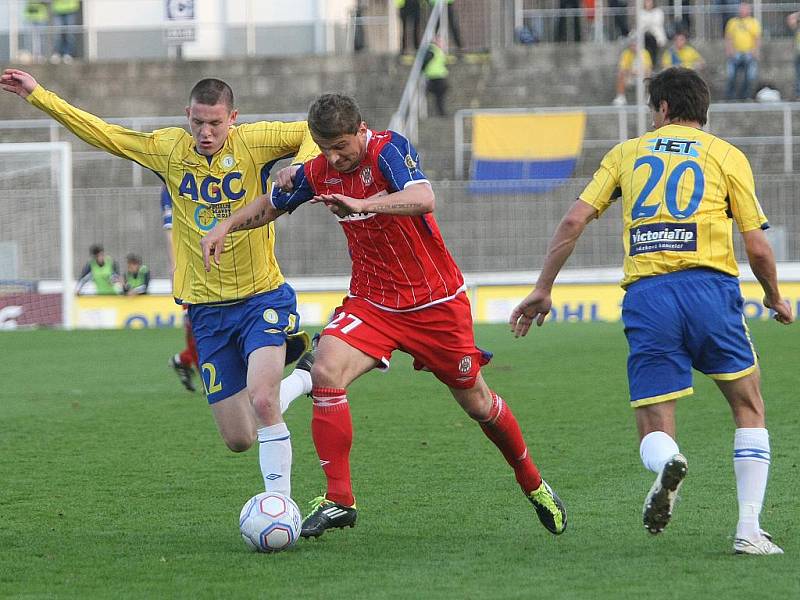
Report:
188,284,300,404
622,268,758,407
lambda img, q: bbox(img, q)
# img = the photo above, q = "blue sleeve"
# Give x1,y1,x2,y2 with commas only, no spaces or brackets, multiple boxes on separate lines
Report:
376,131,428,192
271,164,315,214
160,186,173,229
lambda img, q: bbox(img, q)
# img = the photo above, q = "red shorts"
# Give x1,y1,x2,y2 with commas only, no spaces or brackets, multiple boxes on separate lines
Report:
320,293,491,389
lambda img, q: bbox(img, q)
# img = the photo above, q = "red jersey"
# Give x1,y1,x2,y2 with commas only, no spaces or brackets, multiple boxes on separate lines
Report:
272,130,465,311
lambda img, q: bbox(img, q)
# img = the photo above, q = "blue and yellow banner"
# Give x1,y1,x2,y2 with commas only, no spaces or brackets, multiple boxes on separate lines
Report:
470,112,586,193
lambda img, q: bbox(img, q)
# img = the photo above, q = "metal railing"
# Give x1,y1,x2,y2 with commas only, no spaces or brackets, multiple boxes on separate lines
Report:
5,1,800,63
454,102,800,180
514,1,800,44
389,0,446,144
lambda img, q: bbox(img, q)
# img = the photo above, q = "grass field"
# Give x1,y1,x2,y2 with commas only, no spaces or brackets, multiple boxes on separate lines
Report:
2,322,798,599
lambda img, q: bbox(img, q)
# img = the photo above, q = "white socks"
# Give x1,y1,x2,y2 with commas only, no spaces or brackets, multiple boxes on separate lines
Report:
639,431,681,474
734,427,771,540
257,422,292,496
279,369,312,414
639,428,772,540
251,369,311,496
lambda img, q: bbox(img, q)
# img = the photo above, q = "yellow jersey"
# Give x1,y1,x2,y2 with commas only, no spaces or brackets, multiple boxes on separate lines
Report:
27,85,319,304
725,16,761,53
618,48,653,72
661,45,703,70
580,123,768,288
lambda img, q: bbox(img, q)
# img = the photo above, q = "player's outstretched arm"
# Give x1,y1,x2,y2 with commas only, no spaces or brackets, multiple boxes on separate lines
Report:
313,183,434,217
742,228,794,324
3,68,163,169
200,194,284,271
510,198,597,337
0,69,37,99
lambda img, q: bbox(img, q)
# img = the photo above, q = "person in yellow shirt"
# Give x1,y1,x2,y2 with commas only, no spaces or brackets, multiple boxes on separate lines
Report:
613,34,653,106
661,31,705,71
725,2,761,100
510,67,793,555
0,67,319,502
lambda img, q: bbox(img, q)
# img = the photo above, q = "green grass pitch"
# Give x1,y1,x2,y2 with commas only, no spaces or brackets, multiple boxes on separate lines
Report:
2,322,798,598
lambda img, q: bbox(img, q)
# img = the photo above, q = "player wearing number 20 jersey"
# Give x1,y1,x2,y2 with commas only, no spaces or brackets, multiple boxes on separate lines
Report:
510,68,791,553
580,123,768,289
580,120,770,405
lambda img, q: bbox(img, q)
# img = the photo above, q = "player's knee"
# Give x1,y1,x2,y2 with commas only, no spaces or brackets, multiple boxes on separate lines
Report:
310,360,341,389
223,432,255,453
250,393,280,423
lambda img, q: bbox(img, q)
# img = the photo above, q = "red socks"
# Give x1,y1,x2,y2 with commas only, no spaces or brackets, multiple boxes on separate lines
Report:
479,392,542,494
311,387,354,506
179,320,198,368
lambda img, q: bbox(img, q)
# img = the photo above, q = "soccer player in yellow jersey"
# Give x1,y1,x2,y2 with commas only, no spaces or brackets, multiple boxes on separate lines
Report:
510,68,793,555
1,68,318,500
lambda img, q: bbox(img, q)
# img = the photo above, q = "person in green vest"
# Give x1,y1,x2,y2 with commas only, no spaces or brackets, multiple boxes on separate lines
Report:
422,35,449,116
77,244,122,295
51,0,80,63
124,253,150,295
428,0,462,50
20,2,49,64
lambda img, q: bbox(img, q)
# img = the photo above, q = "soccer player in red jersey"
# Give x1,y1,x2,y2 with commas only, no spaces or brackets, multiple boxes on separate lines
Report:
201,94,567,538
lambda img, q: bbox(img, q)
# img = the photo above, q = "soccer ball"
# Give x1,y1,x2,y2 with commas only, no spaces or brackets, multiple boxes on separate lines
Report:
239,492,302,553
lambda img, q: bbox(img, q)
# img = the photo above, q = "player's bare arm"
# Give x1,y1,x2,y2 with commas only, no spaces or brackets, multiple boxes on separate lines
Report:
742,228,794,324
200,195,285,271
312,183,434,217
0,68,37,98
510,198,597,337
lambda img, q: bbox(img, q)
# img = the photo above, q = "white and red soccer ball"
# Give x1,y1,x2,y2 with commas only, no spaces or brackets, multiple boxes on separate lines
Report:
239,492,302,553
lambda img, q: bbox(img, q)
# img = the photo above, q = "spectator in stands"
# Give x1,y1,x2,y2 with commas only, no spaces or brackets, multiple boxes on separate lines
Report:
19,1,49,65
124,254,150,296
661,30,705,71
428,0,462,51
396,0,421,54
423,35,449,116
556,0,582,43
787,11,800,98
51,0,81,63
613,34,653,106
725,2,761,100
668,0,692,36
77,244,122,295
608,0,629,40
640,0,668,67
